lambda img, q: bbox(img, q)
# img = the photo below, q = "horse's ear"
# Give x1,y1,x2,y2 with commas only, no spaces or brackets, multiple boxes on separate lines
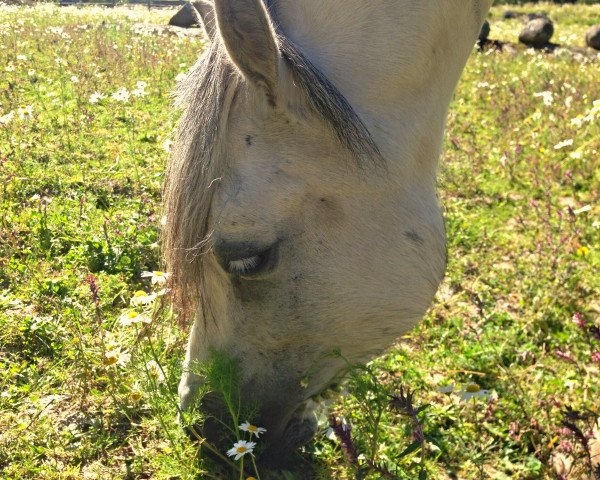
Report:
213,0,279,106
190,1,216,39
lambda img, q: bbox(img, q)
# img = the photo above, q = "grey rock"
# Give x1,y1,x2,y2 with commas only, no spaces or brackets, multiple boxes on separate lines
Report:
479,20,490,43
169,3,199,28
519,18,554,47
586,25,600,51
502,11,548,21
526,13,549,22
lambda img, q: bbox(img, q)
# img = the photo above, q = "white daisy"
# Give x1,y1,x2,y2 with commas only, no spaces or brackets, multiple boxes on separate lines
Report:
17,105,33,121
145,360,166,384
118,310,151,326
456,383,493,401
131,81,148,97
89,92,105,104
104,347,131,367
140,271,171,285
533,90,554,107
226,440,256,460
130,290,157,306
111,87,130,103
0,111,15,126
239,421,267,438
553,139,573,150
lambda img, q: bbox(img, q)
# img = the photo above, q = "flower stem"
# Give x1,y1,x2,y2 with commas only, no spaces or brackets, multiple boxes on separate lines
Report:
251,454,262,480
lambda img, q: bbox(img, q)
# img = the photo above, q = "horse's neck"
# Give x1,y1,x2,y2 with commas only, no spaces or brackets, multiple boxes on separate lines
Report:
274,0,492,175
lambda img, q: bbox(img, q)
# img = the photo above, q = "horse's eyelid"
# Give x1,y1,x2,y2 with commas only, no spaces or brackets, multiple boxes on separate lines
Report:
213,241,265,262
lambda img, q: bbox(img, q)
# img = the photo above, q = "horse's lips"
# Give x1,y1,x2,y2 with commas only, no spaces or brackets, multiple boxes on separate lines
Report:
259,408,318,466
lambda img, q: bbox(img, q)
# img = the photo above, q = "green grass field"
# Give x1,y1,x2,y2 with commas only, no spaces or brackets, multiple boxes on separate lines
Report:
1,3,599,479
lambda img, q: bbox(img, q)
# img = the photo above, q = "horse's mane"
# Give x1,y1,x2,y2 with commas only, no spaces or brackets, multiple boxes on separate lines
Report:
163,7,382,321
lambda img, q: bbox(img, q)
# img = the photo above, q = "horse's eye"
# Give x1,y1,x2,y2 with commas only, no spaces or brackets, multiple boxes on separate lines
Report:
214,241,279,278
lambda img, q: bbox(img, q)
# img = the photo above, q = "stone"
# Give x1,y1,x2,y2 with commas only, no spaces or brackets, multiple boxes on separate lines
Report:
586,25,600,51
503,11,518,20
519,18,554,47
526,13,549,22
478,20,490,43
168,3,199,28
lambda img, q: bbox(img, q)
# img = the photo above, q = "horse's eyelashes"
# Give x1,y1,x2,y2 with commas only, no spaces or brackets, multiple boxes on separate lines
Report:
228,255,262,275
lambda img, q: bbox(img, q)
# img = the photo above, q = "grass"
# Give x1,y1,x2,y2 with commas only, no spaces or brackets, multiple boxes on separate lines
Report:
0,2,599,479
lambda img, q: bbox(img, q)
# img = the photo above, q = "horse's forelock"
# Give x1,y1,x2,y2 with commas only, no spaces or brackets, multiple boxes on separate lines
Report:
164,40,237,322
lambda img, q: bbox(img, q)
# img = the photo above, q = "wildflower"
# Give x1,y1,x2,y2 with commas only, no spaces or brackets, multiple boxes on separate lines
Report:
89,92,105,104
48,26,64,35
553,139,573,150
5,63,14,72
576,246,590,256
534,90,554,107
457,383,492,401
327,416,359,465
555,349,577,364
0,111,14,126
239,421,267,438
162,139,173,153
16,54,27,60
592,352,600,363
130,290,157,306
118,310,151,326
559,439,573,454
570,151,583,160
146,360,166,384
131,391,143,401
227,440,256,460
17,105,33,121
571,115,584,127
572,312,586,329
130,384,143,401
70,75,79,83
104,347,131,367
111,87,130,103
141,271,170,285
27,69,35,77
131,81,148,97
565,96,573,109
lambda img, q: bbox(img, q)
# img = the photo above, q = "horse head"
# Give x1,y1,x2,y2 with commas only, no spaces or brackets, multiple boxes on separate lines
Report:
164,0,492,463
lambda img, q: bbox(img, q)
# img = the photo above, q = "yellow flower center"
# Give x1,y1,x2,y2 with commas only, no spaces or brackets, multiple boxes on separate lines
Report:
128,311,137,318
104,355,118,366
248,425,257,432
154,271,164,277
466,384,480,393
236,447,248,454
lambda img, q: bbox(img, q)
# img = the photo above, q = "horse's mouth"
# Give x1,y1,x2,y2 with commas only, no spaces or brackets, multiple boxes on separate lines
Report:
258,413,318,469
